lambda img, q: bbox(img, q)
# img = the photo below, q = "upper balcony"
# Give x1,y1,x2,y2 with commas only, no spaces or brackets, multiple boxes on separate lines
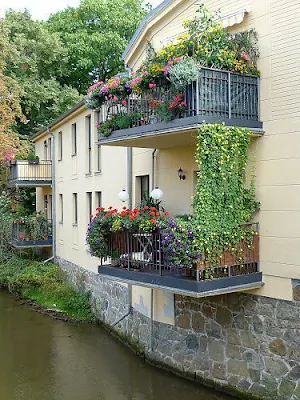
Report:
98,68,263,149
8,160,52,187
98,224,262,298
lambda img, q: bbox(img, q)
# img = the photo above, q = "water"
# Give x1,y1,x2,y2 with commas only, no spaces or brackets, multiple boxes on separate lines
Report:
0,290,232,400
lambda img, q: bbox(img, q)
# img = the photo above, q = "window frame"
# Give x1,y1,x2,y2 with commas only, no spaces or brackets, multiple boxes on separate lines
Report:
72,123,77,156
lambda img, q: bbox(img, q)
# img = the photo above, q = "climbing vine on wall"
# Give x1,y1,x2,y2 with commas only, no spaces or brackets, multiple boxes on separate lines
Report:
193,124,259,266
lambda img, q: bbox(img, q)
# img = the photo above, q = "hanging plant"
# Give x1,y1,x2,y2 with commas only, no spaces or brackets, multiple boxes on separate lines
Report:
193,123,259,268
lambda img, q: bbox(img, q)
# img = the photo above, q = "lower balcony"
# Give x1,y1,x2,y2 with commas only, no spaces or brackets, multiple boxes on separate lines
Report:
8,160,52,187
11,219,53,248
98,226,263,297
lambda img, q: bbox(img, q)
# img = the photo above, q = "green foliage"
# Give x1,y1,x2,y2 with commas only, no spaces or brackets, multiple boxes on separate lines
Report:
193,123,259,264
48,0,150,93
0,258,95,322
1,10,81,137
168,58,200,89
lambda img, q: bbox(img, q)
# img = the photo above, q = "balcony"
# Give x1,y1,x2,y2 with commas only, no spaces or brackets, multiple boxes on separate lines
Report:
8,160,52,187
11,219,53,248
98,68,263,149
98,224,263,297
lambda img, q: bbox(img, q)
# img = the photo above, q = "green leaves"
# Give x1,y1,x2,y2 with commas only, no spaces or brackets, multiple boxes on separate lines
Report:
193,124,259,262
48,0,150,93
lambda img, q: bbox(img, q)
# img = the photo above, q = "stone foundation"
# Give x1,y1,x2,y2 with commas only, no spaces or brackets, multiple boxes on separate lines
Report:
57,257,300,400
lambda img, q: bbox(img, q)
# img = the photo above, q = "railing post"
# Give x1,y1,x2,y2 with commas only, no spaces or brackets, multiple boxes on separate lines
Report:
127,231,130,271
257,76,260,121
228,71,232,119
158,231,162,276
196,77,200,116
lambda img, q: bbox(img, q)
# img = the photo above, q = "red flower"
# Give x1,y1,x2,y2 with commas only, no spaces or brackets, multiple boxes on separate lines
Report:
120,211,127,217
129,216,135,220
156,212,160,217
165,212,170,216
150,219,157,224
150,206,156,211
100,207,105,211
144,205,149,210
96,207,101,211
122,206,127,210
108,206,113,210
133,208,138,213
150,211,156,216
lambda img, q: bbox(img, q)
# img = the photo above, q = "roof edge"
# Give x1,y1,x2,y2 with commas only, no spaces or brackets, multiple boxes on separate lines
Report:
122,0,173,62
31,100,85,141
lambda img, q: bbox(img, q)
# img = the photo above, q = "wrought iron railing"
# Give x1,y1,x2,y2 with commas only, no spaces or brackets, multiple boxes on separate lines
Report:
103,224,259,281
99,67,260,136
8,160,52,183
12,219,53,246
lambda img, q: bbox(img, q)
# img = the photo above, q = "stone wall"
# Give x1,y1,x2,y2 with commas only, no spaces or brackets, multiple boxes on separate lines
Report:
57,257,300,400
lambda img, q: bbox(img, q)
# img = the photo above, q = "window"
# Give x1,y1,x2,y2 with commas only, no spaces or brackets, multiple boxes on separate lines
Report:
95,191,102,208
87,192,92,222
49,194,52,220
59,194,63,223
137,175,149,204
44,140,48,160
48,137,52,160
58,131,63,161
96,145,101,172
72,123,77,156
95,111,102,172
73,193,78,225
44,195,48,216
86,115,92,173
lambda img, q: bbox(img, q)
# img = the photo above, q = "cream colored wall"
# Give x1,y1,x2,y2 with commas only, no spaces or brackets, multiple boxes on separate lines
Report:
33,0,300,306
127,0,300,301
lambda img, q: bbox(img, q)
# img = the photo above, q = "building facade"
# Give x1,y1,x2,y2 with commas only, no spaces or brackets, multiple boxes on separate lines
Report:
9,1,300,398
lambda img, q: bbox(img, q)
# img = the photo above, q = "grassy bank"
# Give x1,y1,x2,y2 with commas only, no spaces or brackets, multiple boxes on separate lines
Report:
0,258,95,322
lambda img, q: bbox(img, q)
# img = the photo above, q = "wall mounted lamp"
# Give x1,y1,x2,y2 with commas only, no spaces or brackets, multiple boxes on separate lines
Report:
178,168,186,181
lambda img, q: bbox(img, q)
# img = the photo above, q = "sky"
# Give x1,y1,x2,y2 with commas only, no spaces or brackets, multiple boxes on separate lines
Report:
0,0,162,20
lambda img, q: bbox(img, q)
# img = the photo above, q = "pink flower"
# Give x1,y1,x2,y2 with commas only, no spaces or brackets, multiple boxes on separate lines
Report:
168,60,173,66
131,71,136,76
174,57,183,63
241,51,250,62
121,99,127,105
164,66,169,77
113,96,119,102
143,71,149,77
149,83,157,89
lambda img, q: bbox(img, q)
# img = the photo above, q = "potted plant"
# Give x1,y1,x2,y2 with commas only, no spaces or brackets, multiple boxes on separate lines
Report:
27,152,39,165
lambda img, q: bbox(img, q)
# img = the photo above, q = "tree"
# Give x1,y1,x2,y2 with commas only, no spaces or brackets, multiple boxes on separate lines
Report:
1,10,81,137
48,0,150,93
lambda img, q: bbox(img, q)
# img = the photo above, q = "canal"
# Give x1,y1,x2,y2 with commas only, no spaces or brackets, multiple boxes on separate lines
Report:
0,290,232,400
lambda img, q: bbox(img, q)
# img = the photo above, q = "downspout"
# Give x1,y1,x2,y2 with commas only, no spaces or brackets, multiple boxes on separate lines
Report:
149,288,154,352
44,126,56,263
111,284,132,327
127,147,132,209
151,149,157,190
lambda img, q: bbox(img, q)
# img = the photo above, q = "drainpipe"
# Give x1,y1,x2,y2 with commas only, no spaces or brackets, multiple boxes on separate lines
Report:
111,284,132,327
127,147,132,209
47,126,56,260
149,288,154,352
151,149,157,190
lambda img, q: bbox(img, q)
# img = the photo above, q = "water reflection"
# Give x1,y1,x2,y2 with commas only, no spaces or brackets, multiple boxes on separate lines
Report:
0,290,231,400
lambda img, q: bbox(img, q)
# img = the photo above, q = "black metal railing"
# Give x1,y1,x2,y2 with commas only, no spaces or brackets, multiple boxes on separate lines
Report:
103,224,259,281
8,160,52,184
100,67,260,137
11,219,53,247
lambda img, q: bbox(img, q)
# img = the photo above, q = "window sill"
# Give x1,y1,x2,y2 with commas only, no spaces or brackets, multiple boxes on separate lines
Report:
85,172,93,177
59,221,63,224
72,223,78,227
94,170,102,175
71,154,77,157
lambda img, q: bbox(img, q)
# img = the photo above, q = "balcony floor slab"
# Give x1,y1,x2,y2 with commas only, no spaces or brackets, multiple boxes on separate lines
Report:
98,265,263,298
